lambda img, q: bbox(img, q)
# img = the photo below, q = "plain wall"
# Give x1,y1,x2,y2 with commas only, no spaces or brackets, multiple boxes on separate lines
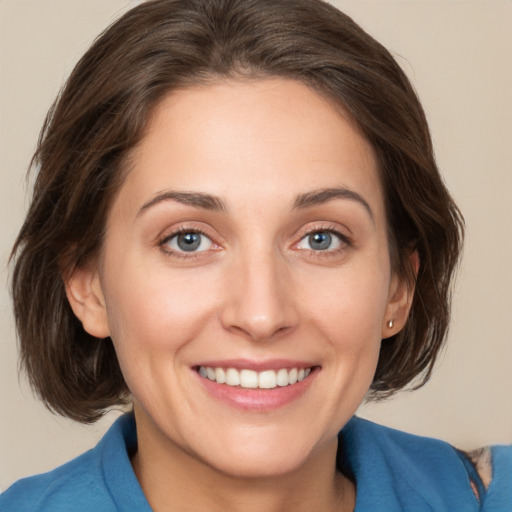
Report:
1,0,511,492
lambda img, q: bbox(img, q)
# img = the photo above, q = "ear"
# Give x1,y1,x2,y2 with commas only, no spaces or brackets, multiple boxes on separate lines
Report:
382,251,419,339
64,264,110,339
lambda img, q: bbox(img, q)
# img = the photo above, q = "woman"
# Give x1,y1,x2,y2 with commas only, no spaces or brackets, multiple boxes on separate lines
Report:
1,0,510,510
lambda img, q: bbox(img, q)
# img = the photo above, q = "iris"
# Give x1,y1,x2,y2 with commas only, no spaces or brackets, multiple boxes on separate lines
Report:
309,232,332,251
177,232,202,251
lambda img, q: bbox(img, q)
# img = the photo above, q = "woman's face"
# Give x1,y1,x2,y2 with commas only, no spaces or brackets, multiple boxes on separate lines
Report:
74,78,410,478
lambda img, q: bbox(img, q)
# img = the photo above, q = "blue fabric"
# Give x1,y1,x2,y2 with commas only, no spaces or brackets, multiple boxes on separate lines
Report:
1,414,510,511
341,418,511,511
0,415,150,512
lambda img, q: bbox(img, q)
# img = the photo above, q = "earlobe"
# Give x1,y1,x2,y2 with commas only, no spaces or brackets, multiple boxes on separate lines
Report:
64,265,110,339
382,251,419,339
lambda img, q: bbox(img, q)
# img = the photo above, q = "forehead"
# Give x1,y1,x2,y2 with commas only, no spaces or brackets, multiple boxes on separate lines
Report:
114,78,385,222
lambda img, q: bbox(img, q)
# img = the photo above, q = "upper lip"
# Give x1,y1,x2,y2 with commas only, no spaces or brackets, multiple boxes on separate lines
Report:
193,358,317,371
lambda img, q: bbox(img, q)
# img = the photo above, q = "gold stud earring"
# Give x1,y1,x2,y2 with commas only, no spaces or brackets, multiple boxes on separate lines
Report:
387,320,394,329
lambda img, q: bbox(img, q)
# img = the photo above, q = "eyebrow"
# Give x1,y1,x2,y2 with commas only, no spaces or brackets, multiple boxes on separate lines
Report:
137,186,374,221
137,191,227,216
292,187,374,222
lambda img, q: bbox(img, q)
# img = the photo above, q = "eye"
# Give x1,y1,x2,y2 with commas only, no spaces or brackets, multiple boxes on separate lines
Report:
163,231,213,253
296,230,344,251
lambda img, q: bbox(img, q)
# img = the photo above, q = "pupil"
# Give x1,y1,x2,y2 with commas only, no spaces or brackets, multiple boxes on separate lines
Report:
309,232,331,250
177,233,201,251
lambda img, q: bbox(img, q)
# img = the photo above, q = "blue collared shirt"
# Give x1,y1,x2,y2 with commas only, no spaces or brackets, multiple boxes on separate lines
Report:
1,414,510,511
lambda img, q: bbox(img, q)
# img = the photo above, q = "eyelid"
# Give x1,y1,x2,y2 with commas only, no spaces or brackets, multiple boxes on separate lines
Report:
294,222,351,242
296,231,342,250
291,223,352,253
155,221,352,259
157,224,222,258
165,230,213,253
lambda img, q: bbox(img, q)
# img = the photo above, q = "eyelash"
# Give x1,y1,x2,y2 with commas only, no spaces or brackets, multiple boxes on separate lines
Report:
157,224,352,260
295,225,352,255
158,227,215,259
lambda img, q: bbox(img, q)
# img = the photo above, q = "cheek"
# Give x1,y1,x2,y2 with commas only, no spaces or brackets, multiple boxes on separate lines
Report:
299,259,390,343
101,256,222,359
296,256,390,404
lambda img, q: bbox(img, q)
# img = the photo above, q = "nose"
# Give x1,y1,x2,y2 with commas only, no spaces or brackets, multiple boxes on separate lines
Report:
220,250,299,341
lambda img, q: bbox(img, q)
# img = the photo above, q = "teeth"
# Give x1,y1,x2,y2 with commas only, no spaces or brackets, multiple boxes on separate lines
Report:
259,370,277,389
276,368,289,387
240,369,258,388
226,368,240,386
215,367,226,384
198,366,313,389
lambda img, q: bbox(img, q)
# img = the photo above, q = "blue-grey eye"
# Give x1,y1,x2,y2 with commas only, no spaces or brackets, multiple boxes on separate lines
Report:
297,231,342,251
166,232,212,252
309,232,331,250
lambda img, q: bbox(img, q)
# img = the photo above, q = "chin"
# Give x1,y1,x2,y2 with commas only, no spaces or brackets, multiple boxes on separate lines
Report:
192,424,329,480
205,447,310,480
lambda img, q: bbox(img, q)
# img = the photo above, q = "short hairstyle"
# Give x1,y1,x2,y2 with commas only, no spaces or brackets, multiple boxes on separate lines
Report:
11,0,464,423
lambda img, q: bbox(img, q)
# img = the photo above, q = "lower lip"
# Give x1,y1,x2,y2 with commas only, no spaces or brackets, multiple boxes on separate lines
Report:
194,369,318,411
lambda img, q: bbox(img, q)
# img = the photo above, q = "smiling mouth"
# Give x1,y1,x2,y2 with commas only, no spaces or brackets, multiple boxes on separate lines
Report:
196,366,314,389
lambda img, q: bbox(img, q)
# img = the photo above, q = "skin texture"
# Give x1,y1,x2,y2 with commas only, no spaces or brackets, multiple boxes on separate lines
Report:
66,78,414,512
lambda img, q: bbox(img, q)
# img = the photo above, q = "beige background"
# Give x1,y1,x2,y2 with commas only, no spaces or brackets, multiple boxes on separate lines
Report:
1,0,511,492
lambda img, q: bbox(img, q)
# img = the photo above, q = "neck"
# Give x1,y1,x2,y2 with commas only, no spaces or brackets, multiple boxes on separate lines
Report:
132,411,355,512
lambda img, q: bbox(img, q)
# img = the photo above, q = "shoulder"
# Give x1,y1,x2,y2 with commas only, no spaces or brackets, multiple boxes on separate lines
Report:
0,449,116,512
0,414,149,512
340,417,512,512
462,444,512,511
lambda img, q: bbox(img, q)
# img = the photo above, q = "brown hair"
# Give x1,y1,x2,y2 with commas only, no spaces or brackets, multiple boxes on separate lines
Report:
11,0,464,422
